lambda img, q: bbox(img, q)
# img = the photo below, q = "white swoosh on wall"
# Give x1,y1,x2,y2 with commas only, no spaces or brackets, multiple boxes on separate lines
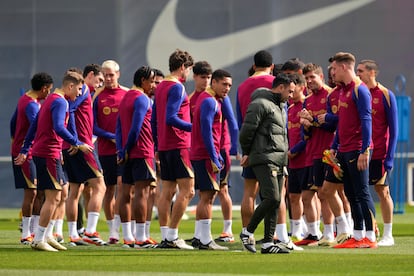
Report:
147,0,374,71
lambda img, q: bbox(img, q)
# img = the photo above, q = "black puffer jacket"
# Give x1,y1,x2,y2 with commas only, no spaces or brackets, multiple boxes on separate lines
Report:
239,88,288,168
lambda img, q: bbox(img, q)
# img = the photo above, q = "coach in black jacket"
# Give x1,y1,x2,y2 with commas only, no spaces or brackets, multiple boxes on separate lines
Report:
239,73,295,254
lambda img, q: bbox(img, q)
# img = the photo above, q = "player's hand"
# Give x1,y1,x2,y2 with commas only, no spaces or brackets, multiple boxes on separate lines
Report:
14,153,27,166
68,145,79,155
240,155,249,167
117,150,127,164
299,108,313,122
317,113,327,124
211,158,222,173
287,150,297,159
357,151,369,171
78,143,94,153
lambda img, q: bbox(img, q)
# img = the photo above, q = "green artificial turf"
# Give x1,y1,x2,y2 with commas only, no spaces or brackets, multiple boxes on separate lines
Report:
0,205,413,275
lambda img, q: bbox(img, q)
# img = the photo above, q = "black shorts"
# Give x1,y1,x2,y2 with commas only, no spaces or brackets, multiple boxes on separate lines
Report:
99,154,122,186
288,167,308,194
302,166,317,191
12,156,36,189
312,158,327,188
241,166,256,179
369,159,390,186
33,156,65,191
191,159,220,192
159,149,194,181
63,149,103,184
122,158,156,184
324,164,342,184
219,149,231,187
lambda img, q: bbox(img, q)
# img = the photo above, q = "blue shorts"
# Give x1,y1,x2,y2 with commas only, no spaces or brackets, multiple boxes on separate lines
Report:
242,166,256,179
219,149,231,187
63,149,103,184
122,158,156,184
369,159,390,186
191,159,220,192
99,154,122,186
12,156,36,189
33,156,65,191
287,167,308,194
159,148,194,181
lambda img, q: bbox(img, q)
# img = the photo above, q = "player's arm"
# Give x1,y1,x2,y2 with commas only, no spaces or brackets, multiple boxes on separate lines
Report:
384,91,398,170
235,90,243,130
355,87,372,170
92,96,116,140
200,98,221,170
221,96,238,155
124,95,150,153
15,113,39,165
115,114,124,162
150,99,158,152
52,98,92,153
166,84,192,132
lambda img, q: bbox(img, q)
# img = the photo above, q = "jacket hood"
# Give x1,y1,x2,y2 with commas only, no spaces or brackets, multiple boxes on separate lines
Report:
251,88,283,104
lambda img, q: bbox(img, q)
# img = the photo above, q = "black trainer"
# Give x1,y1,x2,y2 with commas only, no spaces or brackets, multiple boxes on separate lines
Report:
240,232,256,253
261,244,290,254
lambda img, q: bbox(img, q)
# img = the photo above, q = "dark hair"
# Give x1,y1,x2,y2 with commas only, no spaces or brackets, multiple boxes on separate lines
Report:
169,49,194,72
281,58,305,72
154,68,164,78
211,69,232,84
329,52,355,64
31,72,54,91
133,66,155,87
272,73,295,88
290,73,306,86
63,71,84,86
272,63,284,76
83,64,102,78
254,50,273,67
193,61,213,75
302,63,323,75
67,67,83,75
359,59,379,74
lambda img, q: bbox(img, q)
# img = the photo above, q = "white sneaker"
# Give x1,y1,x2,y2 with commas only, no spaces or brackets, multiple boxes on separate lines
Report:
47,238,67,251
31,241,58,252
199,240,229,250
378,236,394,246
276,239,304,251
335,232,352,244
163,238,194,250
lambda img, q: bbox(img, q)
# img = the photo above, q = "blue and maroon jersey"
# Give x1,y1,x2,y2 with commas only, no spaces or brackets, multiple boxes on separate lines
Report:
116,86,154,159
303,85,334,165
370,83,398,165
287,100,307,169
325,85,341,126
152,75,191,151
189,90,202,120
63,84,94,150
335,79,372,153
10,92,40,157
190,88,222,162
93,86,126,155
31,91,80,159
236,72,274,129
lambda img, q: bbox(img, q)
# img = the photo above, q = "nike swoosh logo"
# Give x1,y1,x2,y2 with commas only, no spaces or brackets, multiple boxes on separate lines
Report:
147,0,374,70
